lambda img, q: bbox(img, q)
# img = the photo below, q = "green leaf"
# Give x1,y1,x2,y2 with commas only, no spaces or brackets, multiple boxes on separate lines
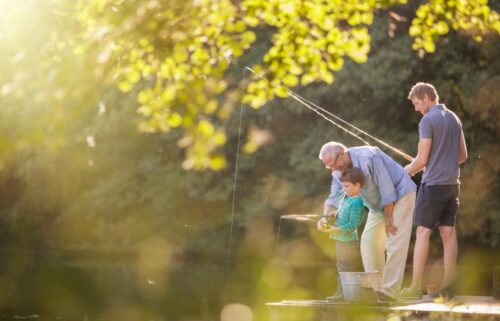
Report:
198,120,215,137
249,94,267,109
409,24,422,37
138,90,151,104
234,20,246,32
213,132,227,146
241,31,256,44
167,113,182,127
205,100,218,113
243,15,260,27
289,64,303,75
118,80,133,92
161,87,176,102
209,155,227,170
274,86,289,98
422,39,436,52
282,74,299,87
127,70,141,83
435,21,449,35
321,72,334,84
243,141,258,154
301,73,316,86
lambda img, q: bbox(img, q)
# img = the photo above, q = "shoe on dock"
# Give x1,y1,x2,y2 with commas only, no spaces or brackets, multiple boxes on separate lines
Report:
400,287,423,299
376,291,396,302
325,293,344,302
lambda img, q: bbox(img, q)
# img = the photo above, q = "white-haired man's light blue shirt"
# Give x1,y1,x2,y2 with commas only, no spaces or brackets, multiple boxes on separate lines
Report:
324,146,416,214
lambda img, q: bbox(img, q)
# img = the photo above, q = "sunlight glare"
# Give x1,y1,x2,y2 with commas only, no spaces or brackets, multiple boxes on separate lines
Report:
220,303,253,321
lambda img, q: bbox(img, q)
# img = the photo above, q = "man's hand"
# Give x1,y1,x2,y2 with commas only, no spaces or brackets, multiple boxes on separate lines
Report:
384,214,398,235
323,206,337,218
404,164,412,176
383,203,397,235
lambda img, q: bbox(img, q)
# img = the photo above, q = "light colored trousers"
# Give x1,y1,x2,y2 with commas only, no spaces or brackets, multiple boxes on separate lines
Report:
360,191,416,298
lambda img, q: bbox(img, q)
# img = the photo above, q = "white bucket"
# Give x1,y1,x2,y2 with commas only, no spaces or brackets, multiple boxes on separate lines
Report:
339,272,381,302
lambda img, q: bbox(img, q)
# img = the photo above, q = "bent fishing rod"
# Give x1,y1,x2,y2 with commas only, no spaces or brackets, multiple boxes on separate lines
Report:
244,66,414,162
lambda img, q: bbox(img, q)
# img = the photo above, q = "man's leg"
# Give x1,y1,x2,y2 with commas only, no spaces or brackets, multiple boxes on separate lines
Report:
407,225,432,291
360,211,386,284
401,183,438,297
437,185,459,290
439,225,457,290
380,191,415,298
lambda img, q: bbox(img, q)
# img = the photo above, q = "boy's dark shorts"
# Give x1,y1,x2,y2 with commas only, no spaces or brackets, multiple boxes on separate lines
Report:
414,183,460,229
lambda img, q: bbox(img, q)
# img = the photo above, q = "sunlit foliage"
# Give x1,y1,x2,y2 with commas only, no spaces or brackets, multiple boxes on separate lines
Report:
0,0,498,170
410,0,500,54
65,0,499,169
0,1,499,319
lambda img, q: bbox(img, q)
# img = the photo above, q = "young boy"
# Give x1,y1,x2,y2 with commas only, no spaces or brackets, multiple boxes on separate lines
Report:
317,167,366,301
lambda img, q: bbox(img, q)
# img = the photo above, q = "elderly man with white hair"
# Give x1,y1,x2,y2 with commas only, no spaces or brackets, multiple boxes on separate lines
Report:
318,142,416,302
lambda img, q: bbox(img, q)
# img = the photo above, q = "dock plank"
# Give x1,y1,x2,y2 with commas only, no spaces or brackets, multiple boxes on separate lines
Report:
267,296,500,320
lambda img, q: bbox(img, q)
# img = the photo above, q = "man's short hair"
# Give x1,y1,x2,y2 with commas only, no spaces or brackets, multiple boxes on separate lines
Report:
319,142,347,161
407,82,439,102
340,167,365,187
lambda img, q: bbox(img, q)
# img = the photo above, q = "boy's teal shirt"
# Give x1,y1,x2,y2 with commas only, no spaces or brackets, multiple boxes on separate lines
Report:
330,195,365,242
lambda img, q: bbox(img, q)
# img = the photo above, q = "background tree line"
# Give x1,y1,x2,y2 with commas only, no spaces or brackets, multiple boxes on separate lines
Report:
0,0,498,320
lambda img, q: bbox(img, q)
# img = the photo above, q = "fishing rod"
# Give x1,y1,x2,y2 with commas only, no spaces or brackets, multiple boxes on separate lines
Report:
280,214,320,223
244,66,414,162
287,90,371,146
289,91,414,162
280,214,338,235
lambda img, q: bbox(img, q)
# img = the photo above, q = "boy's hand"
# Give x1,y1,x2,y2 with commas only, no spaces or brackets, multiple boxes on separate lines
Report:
316,218,329,232
323,226,341,234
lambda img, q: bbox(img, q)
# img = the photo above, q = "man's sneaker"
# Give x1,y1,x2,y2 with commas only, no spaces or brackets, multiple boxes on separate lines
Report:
326,293,344,301
400,287,423,299
435,286,454,299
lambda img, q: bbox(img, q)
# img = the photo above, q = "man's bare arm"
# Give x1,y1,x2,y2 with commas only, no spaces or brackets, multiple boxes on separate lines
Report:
405,138,432,176
459,131,468,164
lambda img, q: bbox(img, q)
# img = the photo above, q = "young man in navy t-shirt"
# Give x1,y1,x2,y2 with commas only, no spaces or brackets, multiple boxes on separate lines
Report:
401,82,468,299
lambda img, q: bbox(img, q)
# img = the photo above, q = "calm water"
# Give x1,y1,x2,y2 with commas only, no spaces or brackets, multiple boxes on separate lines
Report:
0,239,497,321
0,248,229,321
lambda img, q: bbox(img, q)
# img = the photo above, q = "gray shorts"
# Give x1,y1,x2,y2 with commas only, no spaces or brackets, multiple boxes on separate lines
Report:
414,183,459,229
336,240,363,272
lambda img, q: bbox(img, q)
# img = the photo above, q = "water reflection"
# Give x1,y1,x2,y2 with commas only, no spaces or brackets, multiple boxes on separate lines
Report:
0,235,497,320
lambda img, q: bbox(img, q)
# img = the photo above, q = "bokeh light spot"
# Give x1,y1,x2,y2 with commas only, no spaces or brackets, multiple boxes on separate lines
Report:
220,303,253,321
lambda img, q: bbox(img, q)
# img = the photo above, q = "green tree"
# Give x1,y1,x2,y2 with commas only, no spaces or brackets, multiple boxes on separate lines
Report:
0,3,499,319
4,0,495,169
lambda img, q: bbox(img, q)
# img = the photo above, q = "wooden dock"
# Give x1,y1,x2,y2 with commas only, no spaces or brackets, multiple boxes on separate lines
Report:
267,296,500,321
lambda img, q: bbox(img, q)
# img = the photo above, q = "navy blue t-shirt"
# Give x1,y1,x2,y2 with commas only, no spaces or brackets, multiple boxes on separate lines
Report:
419,104,462,185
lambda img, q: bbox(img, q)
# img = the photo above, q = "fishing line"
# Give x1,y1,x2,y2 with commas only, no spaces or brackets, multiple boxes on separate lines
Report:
287,90,371,146
244,66,414,162
225,67,246,295
292,93,414,161
226,66,414,292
